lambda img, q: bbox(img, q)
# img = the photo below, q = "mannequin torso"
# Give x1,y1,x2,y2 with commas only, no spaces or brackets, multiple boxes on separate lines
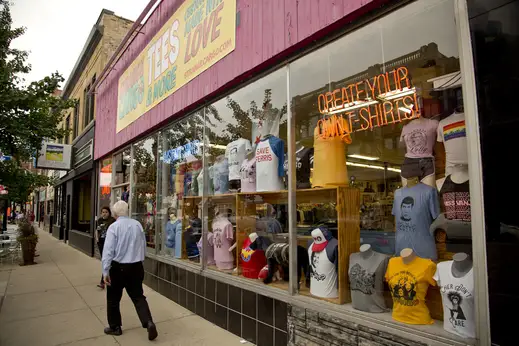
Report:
451,252,473,278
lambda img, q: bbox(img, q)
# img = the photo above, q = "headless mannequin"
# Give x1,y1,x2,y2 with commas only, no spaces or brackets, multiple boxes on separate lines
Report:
360,244,373,260
451,252,472,278
400,248,416,264
436,165,469,191
402,174,435,188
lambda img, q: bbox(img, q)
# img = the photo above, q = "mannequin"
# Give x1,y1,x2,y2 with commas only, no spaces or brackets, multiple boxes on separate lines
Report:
393,182,440,260
349,244,389,313
385,247,437,325
308,227,339,299
256,134,285,192
433,252,475,338
240,149,256,193
240,232,270,279
400,116,439,188
437,111,468,175
400,248,416,264
436,164,469,191
226,138,252,192
212,213,234,270
451,252,473,278
165,213,182,258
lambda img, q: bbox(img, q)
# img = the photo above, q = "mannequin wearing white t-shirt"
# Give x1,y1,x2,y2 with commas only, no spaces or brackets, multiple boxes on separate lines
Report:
451,252,472,278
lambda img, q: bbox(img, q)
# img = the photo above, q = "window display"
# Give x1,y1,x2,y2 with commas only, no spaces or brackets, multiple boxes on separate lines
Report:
98,158,112,214
131,136,158,251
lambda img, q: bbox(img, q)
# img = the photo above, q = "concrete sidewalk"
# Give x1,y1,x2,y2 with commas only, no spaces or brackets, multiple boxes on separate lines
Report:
0,226,245,346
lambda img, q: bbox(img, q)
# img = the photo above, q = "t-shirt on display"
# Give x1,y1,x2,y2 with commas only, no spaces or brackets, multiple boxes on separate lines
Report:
312,124,348,188
308,238,339,299
226,138,252,181
255,136,285,192
212,158,229,195
349,251,389,313
400,118,439,158
439,175,471,222
240,157,256,193
212,216,234,269
283,146,314,189
437,112,468,169
385,256,437,325
433,261,475,339
392,183,440,260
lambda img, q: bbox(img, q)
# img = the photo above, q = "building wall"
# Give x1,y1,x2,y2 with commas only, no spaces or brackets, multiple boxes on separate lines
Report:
61,12,133,144
94,0,392,159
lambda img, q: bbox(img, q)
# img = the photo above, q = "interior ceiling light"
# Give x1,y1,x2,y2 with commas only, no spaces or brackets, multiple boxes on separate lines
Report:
346,161,401,173
348,154,380,161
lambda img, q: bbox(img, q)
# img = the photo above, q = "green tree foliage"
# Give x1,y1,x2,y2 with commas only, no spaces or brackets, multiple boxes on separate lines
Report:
0,0,75,203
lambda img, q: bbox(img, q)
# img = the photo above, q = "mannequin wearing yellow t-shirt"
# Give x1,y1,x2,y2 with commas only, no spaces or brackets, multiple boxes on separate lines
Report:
385,248,437,325
312,117,350,188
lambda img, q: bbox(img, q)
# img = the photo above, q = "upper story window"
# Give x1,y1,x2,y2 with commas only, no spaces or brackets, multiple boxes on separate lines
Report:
83,74,96,129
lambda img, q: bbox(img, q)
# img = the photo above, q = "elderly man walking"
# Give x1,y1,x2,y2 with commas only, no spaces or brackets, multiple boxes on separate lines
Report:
101,201,158,340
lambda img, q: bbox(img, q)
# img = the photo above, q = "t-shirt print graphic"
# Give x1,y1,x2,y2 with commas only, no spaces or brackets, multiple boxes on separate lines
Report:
443,120,466,141
390,271,419,307
407,129,428,156
448,291,467,327
349,263,376,295
214,229,223,249
310,251,326,282
443,191,471,221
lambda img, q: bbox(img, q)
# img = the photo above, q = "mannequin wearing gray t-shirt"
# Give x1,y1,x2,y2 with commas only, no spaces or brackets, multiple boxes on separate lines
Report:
349,248,389,313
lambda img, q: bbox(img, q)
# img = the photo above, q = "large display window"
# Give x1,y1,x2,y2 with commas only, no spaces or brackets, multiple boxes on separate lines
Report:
157,112,204,263
107,0,480,341
131,137,158,251
98,158,112,214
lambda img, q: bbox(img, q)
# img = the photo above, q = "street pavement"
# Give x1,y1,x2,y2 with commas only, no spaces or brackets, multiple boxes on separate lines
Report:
0,225,246,346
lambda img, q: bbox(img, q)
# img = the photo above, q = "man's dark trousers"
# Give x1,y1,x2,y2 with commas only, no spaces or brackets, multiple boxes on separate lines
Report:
107,261,153,328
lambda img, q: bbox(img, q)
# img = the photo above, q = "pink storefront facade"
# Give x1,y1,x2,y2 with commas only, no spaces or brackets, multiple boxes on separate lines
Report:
94,0,491,345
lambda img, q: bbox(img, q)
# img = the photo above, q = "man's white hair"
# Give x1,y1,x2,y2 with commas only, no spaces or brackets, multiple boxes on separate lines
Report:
112,201,129,217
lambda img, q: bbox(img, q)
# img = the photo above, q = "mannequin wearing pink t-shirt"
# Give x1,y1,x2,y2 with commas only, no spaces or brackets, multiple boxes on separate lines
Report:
212,214,235,270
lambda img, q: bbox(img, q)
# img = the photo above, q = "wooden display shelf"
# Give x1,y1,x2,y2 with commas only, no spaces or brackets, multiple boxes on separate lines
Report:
182,186,360,305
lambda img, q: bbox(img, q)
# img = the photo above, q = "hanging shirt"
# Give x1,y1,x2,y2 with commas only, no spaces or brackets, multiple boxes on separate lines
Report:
400,118,439,158
212,158,229,195
349,251,389,313
308,238,339,299
226,138,252,181
212,216,234,269
256,136,285,192
385,256,437,325
312,124,348,188
433,261,475,339
284,146,314,189
196,167,214,196
165,219,182,250
439,175,471,222
437,113,468,170
240,157,256,193
392,183,440,260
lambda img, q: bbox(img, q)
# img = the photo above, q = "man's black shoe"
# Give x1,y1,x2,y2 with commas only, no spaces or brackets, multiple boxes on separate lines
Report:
147,321,158,341
104,326,122,336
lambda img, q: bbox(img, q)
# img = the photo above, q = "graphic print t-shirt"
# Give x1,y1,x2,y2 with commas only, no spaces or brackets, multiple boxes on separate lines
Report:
437,113,468,169
440,175,471,222
393,183,440,260
400,118,439,158
283,146,314,189
226,138,252,181
240,237,267,279
255,136,285,192
308,239,339,299
433,261,475,339
385,257,437,325
212,217,234,269
212,158,229,195
349,251,389,313
240,157,256,193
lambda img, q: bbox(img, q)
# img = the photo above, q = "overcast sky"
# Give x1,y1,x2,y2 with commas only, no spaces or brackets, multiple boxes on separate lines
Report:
9,0,150,86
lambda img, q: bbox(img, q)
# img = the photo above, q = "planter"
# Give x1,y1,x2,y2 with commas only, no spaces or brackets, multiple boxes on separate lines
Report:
19,238,37,266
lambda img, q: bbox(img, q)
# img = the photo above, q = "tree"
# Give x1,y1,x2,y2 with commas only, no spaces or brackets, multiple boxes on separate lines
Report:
0,0,75,204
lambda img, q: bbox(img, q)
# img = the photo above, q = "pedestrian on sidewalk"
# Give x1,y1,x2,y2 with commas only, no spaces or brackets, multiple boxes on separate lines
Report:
101,201,158,341
95,206,115,289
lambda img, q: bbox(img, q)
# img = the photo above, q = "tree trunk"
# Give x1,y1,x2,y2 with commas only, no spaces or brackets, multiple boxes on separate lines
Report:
20,239,36,265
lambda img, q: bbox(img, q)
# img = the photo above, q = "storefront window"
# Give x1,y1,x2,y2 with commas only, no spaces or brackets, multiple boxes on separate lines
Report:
114,149,131,185
203,68,288,288
99,158,112,215
131,136,158,251
289,0,474,338
157,112,204,263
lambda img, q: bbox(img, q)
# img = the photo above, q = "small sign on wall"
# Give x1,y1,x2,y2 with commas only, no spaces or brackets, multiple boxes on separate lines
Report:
36,143,72,170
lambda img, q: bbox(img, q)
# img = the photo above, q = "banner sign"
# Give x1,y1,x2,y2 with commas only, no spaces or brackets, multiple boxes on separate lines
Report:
117,0,237,133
